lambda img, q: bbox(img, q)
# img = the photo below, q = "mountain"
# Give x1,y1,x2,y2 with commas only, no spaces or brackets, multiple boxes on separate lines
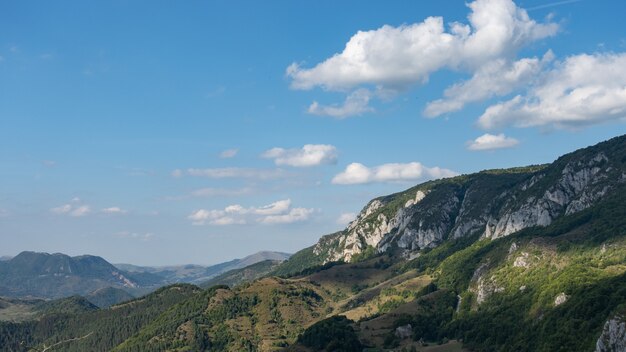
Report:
115,251,291,284
0,250,290,301
284,134,625,270
0,251,161,299
1,135,625,351
200,260,284,288
0,256,12,261
85,287,135,308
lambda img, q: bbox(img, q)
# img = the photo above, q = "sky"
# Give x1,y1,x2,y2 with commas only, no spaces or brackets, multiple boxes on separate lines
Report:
1,0,625,266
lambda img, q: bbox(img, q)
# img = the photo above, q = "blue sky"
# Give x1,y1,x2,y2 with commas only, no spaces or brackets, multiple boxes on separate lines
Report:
1,0,625,265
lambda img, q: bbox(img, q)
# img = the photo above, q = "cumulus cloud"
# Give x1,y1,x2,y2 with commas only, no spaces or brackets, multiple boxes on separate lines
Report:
176,167,288,180
70,206,90,217
307,89,374,118
425,53,551,117
478,53,626,129
332,162,457,185
188,199,314,225
261,144,338,167
50,201,91,217
101,207,127,214
467,133,519,151
336,212,357,226
259,208,316,224
50,204,72,214
287,0,557,92
219,148,239,158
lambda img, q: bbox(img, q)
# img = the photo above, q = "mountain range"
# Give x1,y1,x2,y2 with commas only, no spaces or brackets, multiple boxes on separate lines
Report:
115,250,291,285
0,251,290,303
0,135,625,351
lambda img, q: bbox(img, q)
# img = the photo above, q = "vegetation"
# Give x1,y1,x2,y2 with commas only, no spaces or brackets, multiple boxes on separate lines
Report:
200,260,282,288
271,245,325,278
297,316,363,352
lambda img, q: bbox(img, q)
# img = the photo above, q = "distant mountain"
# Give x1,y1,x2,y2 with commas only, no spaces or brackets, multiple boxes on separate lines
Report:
85,287,135,308
0,256,12,261
0,251,161,299
0,250,290,301
200,259,283,288
115,250,291,284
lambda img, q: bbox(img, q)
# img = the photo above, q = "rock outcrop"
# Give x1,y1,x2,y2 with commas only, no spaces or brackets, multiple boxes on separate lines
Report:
596,314,626,352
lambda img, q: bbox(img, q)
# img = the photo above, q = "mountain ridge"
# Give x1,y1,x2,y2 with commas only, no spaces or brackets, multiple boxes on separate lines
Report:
114,250,291,284
294,134,625,268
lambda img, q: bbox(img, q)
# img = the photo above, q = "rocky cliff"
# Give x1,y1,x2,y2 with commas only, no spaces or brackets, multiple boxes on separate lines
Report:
596,313,626,352
313,135,626,263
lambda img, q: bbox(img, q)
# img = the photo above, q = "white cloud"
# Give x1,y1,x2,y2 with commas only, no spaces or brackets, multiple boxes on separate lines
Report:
0,209,10,218
188,199,313,225
219,148,239,158
332,162,457,185
287,0,557,92
467,133,519,151
70,205,90,217
180,167,288,180
478,53,626,129
337,212,357,226
425,53,551,117
259,208,315,224
307,89,374,118
43,160,57,167
51,199,91,217
261,144,338,167
51,204,72,214
101,207,127,214
252,199,292,215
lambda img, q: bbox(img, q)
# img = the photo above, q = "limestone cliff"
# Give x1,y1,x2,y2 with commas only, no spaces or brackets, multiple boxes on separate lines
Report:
313,135,626,263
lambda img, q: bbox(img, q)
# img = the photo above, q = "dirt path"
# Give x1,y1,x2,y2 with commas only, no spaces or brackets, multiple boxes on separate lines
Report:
41,332,93,351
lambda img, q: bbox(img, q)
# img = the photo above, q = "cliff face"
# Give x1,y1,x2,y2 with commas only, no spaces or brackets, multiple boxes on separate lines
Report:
596,314,626,352
314,135,626,263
